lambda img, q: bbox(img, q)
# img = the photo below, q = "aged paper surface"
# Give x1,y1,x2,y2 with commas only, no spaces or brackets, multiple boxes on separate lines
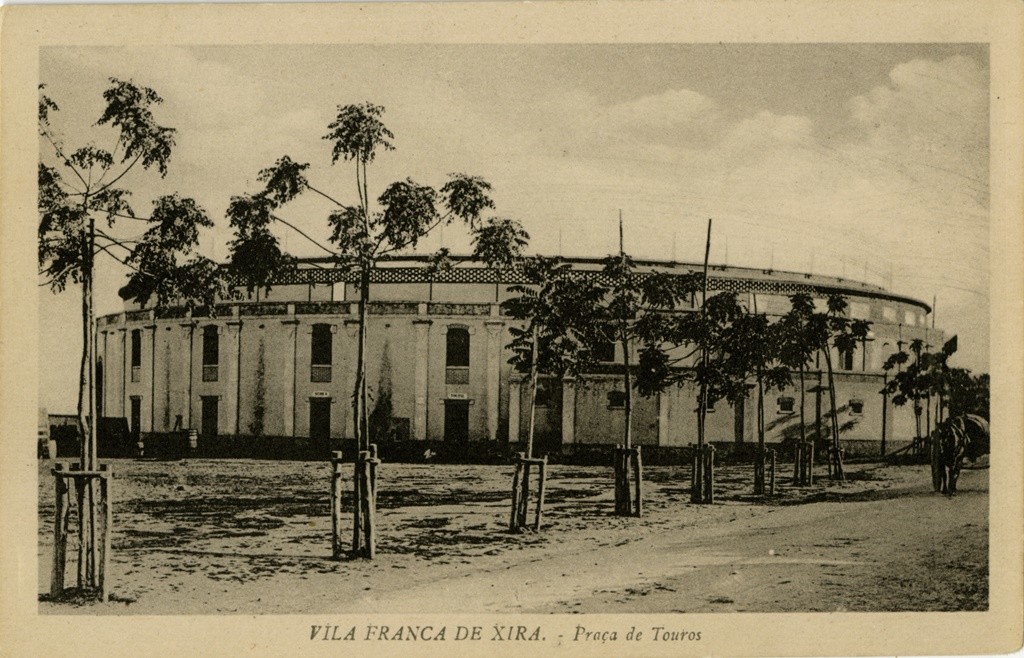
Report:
2,1,1022,656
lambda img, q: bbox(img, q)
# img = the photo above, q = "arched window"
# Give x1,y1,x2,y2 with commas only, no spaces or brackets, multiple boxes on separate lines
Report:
445,327,470,384
202,325,219,381
311,324,333,382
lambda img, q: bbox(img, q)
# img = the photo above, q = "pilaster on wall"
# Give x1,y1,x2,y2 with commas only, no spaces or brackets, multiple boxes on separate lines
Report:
561,378,576,445
118,321,127,418
485,320,504,441
508,379,521,444
413,319,431,441
282,318,299,437
145,323,157,432
181,321,195,428
225,320,242,435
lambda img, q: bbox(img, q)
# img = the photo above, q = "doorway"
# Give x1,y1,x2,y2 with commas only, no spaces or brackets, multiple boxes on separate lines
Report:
309,398,331,442
201,396,218,437
129,396,141,443
444,400,470,443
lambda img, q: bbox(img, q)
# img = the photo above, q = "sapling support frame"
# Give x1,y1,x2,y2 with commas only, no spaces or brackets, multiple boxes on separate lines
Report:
613,445,643,517
690,444,715,504
509,453,548,532
330,445,381,559
50,463,113,601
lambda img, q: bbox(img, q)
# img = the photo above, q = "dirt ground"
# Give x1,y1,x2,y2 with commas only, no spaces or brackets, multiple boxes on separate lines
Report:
37,457,988,614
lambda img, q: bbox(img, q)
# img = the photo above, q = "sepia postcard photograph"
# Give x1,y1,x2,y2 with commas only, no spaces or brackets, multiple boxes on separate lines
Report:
1,2,1022,657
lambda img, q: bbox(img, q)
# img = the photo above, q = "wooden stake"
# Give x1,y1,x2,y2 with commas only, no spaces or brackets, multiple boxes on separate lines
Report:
364,458,376,559
705,445,716,504
534,457,547,531
100,465,111,602
509,455,523,531
51,465,67,595
633,446,643,517
519,462,531,527
769,449,776,496
89,476,99,587
330,451,343,559
351,454,362,554
72,466,85,588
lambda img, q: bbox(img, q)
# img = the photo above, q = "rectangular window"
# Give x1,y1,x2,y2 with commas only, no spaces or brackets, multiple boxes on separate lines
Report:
849,399,864,415
445,326,470,385
841,348,855,371
777,397,795,414
202,325,219,382
311,324,332,383
903,310,916,326
882,307,897,322
607,390,626,409
130,329,142,382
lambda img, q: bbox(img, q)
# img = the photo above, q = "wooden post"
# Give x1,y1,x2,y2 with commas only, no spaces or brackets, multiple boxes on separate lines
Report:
534,456,547,531
99,465,111,602
71,465,85,588
51,465,67,595
692,447,703,503
330,451,343,559
519,461,531,527
351,453,362,554
808,441,815,485
369,443,379,506
509,455,523,531
705,445,716,504
768,449,776,496
632,446,643,517
363,457,376,559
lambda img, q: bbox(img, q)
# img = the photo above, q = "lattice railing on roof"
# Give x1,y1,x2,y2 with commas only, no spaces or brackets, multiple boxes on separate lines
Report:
277,265,836,299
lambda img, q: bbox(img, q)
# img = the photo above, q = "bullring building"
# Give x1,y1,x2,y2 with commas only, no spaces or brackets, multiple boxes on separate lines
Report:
95,256,942,457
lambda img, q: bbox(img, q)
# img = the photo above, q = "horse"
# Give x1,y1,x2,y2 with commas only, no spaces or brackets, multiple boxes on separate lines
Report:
934,413,989,496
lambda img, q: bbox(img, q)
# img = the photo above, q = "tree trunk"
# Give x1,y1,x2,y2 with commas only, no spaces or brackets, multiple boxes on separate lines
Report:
798,362,806,444
354,265,370,451
621,327,632,449
526,324,539,459
823,347,843,480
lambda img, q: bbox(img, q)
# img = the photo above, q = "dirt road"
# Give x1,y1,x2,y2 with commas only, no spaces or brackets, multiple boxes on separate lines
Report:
38,460,987,614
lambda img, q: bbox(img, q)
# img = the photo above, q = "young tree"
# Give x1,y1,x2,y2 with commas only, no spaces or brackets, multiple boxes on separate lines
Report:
39,79,223,463
227,103,528,453
778,293,818,451
809,295,871,480
599,252,700,450
636,289,746,502
502,257,609,458
39,79,222,593
722,304,791,494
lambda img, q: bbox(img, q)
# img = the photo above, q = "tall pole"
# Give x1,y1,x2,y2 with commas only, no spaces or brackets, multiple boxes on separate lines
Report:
619,211,633,449
698,218,712,451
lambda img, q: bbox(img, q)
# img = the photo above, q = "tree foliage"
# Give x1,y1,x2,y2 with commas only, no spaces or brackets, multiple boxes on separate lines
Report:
38,78,220,480
39,79,222,308
502,257,608,378
228,102,530,450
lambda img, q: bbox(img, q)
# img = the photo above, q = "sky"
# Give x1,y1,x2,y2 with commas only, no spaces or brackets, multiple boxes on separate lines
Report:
38,44,990,413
